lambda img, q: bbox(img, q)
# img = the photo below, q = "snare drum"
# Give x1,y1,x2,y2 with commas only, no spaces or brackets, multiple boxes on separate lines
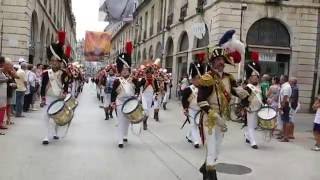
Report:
122,97,146,124
257,106,277,130
64,94,78,110
47,99,74,126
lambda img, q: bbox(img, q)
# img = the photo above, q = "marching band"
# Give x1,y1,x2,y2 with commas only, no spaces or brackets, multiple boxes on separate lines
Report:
36,29,294,180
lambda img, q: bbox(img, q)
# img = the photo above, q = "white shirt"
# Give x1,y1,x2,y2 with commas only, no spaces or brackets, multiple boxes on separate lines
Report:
279,82,292,108
26,70,37,94
315,108,320,124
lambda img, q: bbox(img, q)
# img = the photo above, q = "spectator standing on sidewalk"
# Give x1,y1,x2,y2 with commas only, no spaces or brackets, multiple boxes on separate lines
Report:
0,56,8,133
15,62,27,117
312,96,320,151
260,74,270,104
267,76,281,135
278,75,292,142
4,58,18,126
23,64,37,112
289,77,299,139
31,67,41,111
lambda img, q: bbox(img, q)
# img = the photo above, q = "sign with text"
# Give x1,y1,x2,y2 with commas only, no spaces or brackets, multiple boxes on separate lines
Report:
259,52,276,62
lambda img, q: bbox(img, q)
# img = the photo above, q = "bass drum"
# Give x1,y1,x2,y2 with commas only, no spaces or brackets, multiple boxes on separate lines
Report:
257,106,277,130
122,97,146,124
64,94,78,110
47,99,74,126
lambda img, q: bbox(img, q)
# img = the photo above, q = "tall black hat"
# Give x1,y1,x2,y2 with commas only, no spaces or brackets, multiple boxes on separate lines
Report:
189,62,205,79
245,61,261,79
116,52,131,73
47,43,64,61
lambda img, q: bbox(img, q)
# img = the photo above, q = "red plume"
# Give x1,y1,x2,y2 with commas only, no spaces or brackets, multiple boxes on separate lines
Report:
125,41,133,56
65,45,72,58
230,51,242,64
251,51,259,63
196,52,206,63
58,31,66,45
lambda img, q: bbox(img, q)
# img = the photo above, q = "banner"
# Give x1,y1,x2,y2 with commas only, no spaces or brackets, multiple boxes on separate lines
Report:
84,31,111,61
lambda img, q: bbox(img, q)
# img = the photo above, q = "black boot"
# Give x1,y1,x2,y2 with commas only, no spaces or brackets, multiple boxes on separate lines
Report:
104,109,109,120
143,119,148,130
199,163,207,180
155,111,159,121
109,106,113,118
207,169,217,180
163,102,167,110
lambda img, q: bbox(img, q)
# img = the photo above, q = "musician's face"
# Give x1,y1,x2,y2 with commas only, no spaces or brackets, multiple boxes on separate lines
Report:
109,69,114,76
250,75,259,85
212,57,225,72
121,68,130,78
192,76,200,87
50,58,61,71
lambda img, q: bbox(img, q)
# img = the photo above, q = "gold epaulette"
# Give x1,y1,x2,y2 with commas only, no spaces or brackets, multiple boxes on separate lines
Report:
199,73,214,87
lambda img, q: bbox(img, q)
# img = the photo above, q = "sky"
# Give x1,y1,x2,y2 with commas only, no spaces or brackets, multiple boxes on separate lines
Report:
72,0,108,40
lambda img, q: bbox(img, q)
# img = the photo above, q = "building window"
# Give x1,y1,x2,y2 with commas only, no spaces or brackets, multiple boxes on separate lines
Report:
144,11,148,39
150,6,154,36
179,1,188,21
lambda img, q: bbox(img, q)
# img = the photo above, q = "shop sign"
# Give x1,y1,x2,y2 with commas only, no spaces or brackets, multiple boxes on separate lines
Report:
192,23,206,39
260,52,276,62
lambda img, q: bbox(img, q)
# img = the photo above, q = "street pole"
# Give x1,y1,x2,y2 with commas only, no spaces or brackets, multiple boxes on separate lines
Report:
0,19,3,56
238,2,247,80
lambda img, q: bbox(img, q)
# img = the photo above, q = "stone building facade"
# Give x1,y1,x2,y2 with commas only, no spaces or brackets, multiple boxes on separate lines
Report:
110,0,320,112
0,0,76,65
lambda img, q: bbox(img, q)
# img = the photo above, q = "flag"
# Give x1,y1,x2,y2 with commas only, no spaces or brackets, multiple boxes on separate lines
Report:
84,31,111,61
98,0,137,23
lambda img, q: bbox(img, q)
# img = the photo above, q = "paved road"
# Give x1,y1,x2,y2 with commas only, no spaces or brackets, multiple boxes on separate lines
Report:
0,83,319,180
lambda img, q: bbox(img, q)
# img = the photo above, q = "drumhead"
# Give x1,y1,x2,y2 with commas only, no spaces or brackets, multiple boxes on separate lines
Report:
64,94,72,101
257,107,277,120
122,98,139,114
47,100,65,115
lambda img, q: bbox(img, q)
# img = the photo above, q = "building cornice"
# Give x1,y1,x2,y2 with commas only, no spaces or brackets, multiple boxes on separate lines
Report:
133,0,152,17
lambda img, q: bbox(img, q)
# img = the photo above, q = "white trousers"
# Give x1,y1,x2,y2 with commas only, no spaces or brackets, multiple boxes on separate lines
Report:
245,112,258,146
205,125,224,166
71,81,76,97
116,106,129,144
104,93,111,107
142,92,153,117
163,91,169,103
187,109,201,145
43,96,60,141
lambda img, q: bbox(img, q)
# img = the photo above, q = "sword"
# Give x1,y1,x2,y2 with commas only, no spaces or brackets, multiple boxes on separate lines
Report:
180,115,191,129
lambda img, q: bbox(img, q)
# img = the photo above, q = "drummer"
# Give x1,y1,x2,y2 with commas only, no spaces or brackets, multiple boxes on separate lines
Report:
41,42,69,145
111,53,139,148
243,66,262,149
139,65,159,130
181,61,205,148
